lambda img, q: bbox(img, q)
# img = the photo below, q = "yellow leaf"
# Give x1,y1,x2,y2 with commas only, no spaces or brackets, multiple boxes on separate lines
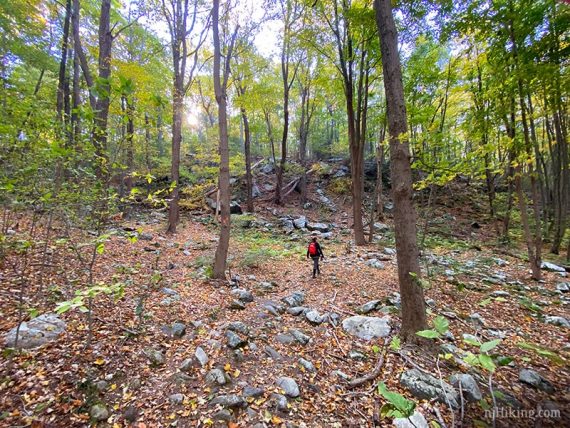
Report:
203,418,213,426
113,404,119,410
233,369,240,378
111,384,117,391
168,413,176,420
272,415,283,424
94,358,106,366
113,424,121,428
224,363,231,371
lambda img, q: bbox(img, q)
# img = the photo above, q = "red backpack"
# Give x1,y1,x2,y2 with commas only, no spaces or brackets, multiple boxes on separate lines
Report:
308,241,318,256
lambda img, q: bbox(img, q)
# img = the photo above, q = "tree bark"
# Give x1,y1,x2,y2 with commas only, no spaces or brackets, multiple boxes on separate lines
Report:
92,0,113,180
212,0,237,279
374,0,426,340
241,105,254,212
56,0,72,129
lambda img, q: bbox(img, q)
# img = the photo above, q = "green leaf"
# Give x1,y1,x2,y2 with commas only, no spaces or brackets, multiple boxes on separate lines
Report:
478,298,492,307
416,329,440,339
496,356,513,366
390,336,401,351
478,354,496,372
372,345,380,354
96,243,105,254
462,336,482,347
517,341,565,365
480,339,501,353
377,382,415,418
433,316,449,334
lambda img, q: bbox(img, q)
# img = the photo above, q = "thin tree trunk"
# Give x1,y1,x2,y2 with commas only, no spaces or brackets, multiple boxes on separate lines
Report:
125,96,135,193
212,0,235,279
374,0,426,340
241,106,253,212
92,0,113,180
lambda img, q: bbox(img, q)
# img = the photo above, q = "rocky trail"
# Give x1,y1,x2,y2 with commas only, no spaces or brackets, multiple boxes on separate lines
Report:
1,204,569,428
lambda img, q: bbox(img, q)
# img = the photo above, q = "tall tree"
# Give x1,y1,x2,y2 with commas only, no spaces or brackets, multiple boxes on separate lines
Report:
374,0,426,340
161,0,208,233
212,0,238,279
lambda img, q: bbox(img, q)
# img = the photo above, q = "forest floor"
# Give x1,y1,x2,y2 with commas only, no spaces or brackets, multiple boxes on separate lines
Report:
1,180,569,428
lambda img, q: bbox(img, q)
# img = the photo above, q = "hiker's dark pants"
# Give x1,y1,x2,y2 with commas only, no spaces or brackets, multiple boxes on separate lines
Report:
311,256,320,277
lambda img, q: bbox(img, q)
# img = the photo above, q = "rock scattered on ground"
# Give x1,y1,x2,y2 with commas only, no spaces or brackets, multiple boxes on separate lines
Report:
4,313,66,349
342,316,391,340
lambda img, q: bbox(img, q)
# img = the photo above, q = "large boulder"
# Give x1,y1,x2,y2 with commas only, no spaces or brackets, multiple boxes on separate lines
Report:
541,261,566,273
306,222,329,233
341,316,391,340
400,369,459,409
293,216,307,229
449,374,482,402
5,313,66,349
519,369,554,393
282,291,305,307
276,377,300,398
393,411,428,428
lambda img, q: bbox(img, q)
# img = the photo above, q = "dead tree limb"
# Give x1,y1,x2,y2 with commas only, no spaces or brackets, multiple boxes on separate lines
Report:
346,338,389,388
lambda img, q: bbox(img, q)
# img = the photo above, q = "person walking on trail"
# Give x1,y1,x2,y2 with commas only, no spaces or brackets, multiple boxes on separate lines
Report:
307,236,324,278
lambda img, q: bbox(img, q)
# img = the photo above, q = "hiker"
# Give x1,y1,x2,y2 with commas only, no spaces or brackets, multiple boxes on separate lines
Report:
306,236,324,278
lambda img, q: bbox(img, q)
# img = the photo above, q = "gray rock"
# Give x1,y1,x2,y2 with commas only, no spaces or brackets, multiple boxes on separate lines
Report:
4,313,66,349
95,380,108,392
387,292,401,308
162,287,178,296
541,261,566,273
490,291,510,298
293,216,307,229
276,333,295,344
356,300,382,314
287,306,309,316
305,309,324,324
230,300,246,310
123,405,138,422
298,358,316,372
227,321,250,336
276,377,300,398
195,346,209,367
374,222,390,232
226,330,247,349
383,247,397,256
556,282,570,293
349,350,367,360
206,368,228,386
545,316,570,328
449,374,482,402
171,322,186,338
261,162,274,174
366,259,385,269
282,292,305,307
243,385,265,398
264,345,282,360
271,393,288,411
90,404,109,421
169,393,184,405
139,232,153,241
400,369,459,409
342,316,391,340
210,394,246,409
290,329,310,345
306,222,329,232
393,411,428,428
231,288,254,302
179,358,196,372
519,369,554,392
144,348,165,366
213,409,232,421
468,312,485,326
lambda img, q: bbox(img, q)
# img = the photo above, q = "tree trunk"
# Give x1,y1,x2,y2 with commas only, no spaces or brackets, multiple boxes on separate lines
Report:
241,106,253,212
56,0,72,128
212,0,233,279
92,0,112,180
144,112,152,171
168,89,183,233
374,0,426,341
125,96,135,193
